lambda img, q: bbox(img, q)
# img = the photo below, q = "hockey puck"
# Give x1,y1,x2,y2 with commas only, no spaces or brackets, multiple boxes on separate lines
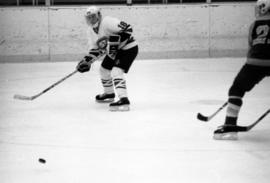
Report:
38,158,46,164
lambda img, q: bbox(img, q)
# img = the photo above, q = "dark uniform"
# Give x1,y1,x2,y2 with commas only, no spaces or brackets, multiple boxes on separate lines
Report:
229,16,270,100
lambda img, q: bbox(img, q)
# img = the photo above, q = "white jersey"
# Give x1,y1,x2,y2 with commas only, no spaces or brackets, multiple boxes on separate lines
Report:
87,16,137,51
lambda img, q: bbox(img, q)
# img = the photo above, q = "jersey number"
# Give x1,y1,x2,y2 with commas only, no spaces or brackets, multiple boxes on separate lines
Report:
256,25,269,38
253,25,270,45
118,21,129,31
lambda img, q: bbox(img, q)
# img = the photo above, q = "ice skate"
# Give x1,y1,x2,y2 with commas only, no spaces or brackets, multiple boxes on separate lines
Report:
213,125,239,140
96,93,115,103
109,97,130,111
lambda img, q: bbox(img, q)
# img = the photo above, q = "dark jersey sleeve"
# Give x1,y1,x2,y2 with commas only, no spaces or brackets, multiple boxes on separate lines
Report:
248,22,255,49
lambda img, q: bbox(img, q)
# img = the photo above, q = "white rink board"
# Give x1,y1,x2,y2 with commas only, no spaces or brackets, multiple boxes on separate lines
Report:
0,4,254,62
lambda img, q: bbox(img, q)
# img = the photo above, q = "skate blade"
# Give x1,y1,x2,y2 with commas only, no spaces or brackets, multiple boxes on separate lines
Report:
96,98,114,103
109,105,130,112
213,132,238,140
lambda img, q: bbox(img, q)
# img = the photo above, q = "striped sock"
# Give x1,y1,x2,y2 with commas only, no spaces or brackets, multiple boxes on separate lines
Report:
225,96,243,125
113,77,127,98
101,78,114,94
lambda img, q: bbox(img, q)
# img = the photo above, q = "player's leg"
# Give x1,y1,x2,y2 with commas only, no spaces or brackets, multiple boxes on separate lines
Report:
96,56,115,103
214,64,266,140
109,46,138,111
109,67,130,111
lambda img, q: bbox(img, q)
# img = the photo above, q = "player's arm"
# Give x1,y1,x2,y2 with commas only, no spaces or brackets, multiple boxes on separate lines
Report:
248,22,255,48
76,36,109,73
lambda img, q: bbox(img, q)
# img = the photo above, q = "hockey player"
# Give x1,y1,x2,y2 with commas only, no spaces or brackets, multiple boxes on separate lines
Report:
76,6,138,111
214,0,270,140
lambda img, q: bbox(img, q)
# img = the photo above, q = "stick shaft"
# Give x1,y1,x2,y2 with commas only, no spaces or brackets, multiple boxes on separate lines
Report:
34,70,78,98
14,70,78,101
41,70,77,93
211,102,228,117
246,109,270,131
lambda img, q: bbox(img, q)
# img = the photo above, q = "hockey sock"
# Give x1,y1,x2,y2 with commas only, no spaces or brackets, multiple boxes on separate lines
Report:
111,67,128,99
225,96,243,125
100,66,114,94
101,78,114,94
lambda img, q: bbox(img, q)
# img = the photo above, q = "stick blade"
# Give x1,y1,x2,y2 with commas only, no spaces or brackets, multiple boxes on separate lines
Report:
197,113,209,122
13,94,34,101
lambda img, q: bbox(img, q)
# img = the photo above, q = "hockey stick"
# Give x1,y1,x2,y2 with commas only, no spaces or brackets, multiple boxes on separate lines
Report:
237,108,270,132
13,70,78,101
14,49,106,101
197,102,228,122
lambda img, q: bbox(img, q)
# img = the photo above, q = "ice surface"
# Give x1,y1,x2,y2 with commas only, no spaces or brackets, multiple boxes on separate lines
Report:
0,58,270,183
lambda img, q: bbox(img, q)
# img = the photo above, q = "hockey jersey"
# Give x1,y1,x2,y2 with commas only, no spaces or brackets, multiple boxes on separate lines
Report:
247,15,270,66
87,16,137,52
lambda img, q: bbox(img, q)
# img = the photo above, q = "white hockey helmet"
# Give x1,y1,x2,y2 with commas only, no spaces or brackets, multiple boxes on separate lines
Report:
85,6,101,28
256,0,270,17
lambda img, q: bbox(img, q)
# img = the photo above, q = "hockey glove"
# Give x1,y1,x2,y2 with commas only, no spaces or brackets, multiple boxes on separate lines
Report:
76,56,92,73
